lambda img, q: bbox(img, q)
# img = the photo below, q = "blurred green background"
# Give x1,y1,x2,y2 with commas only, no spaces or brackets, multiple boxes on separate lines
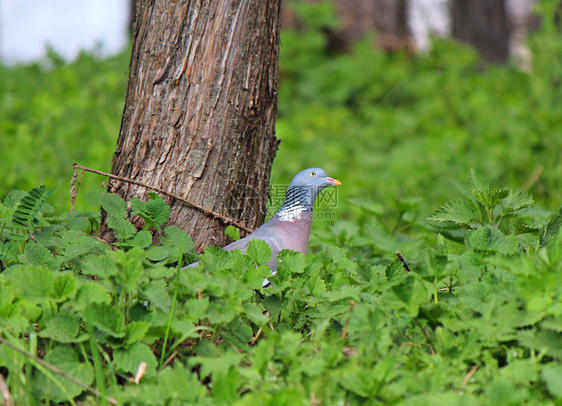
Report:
0,2,560,230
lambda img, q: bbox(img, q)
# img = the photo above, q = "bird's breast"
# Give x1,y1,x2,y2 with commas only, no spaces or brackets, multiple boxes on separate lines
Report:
271,218,312,254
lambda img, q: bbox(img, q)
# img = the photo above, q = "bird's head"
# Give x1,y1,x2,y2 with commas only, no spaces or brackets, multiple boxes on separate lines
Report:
288,167,342,192
277,168,341,219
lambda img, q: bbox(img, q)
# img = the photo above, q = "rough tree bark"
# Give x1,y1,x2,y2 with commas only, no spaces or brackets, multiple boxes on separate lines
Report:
102,0,281,251
452,0,510,63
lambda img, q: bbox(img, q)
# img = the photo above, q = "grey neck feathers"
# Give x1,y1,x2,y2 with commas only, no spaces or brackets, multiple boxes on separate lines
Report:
275,186,316,221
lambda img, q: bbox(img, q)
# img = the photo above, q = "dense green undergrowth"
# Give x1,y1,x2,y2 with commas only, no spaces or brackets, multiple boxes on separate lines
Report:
1,3,560,218
0,169,561,404
1,0,562,404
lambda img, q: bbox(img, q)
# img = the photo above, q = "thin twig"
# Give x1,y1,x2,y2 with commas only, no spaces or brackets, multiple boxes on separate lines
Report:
299,331,313,344
266,312,275,332
161,350,179,369
340,300,356,340
250,327,263,346
462,364,480,387
522,165,543,192
398,341,416,350
72,163,254,233
69,166,84,212
395,251,411,272
0,374,13,406
0,337,117,405
28,231,37,244
90,235,117,250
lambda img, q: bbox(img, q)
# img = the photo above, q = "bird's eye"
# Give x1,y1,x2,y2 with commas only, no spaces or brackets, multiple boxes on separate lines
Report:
309,170,316,177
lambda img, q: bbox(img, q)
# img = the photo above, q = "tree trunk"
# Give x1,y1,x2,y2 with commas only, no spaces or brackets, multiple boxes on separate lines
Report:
102,0,281,251
330,0,411,52
281,0,411,53
452,0,510,63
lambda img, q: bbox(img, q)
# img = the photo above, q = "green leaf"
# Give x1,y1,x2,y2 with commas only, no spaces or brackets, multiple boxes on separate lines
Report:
246,239,271,266
277,250,306,274
4,265,54,299
2,190,28,207
37,345,94,401
207,303,236,324
129,230,153,248
518,330,562,360
146,246,169,262
38,314,82,343
323,285,361,302
84,302,125,337
305,276,327,295
512,223,538,235
114,248,144,293
18,243,53,266
188,349,244,379
485,378,527,405
541,317,562,333
158,364,203,402
334,368,370,397
467,168,508,210
113,342,157,378
225,225,241,241
51,229,100,262
83,253,118,279
74,281,111,310
243,264,271,288
429,199,479,225
0,240,20,265
156,226,196,262
146,264,173,280
100,192,128,218
53,273,77,302
539,207,562,247
501,190,534,214
212,369,241,404
391,276,428,316
11,185,53,229
124,322,150,345
322,244,357,276
107,216,136,241
541,364,562,398
243,302,269,325
199,246,230,272
130,193,170,229
468,226,518,255
142,280,171,312
184,297,210,321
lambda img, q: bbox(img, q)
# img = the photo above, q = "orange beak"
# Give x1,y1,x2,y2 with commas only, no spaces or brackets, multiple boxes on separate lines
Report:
324,177,342,186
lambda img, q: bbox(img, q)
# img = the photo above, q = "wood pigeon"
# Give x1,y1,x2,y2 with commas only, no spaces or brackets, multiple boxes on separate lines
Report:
185,168,341,286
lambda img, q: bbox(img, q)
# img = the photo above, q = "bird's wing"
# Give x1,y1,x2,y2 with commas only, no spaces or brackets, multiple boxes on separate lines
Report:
224,227,282,253
183,223,282,270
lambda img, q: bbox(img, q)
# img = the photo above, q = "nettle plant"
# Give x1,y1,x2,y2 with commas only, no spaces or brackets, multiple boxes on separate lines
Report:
429,169,560,253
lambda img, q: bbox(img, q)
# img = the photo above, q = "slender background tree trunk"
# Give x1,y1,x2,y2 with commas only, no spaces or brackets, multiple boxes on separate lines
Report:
452,0,510,63
330,0,411,52
102,0,281,251
281,0,411,53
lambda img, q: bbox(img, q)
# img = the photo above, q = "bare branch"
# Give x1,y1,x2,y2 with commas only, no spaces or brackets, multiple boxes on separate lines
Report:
72,163,254,233
395,251,411,272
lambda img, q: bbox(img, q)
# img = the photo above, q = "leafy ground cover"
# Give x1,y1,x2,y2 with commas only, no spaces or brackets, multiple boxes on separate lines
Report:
1,1,561,404
0,170,560,404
